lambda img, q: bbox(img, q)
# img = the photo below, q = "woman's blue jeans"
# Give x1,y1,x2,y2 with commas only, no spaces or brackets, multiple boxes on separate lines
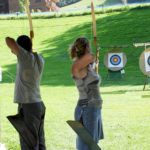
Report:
74,105,104,150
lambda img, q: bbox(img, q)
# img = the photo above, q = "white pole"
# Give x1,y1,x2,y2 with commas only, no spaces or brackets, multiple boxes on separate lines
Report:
0,100,6,150
0,67,6,149
0,68,2,82
0,105,1,144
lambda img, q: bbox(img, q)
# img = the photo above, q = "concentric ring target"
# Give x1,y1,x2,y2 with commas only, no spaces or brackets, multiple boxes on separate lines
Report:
147,56,150,66
110,55,121,66
104,49,127,71
139,48,150,77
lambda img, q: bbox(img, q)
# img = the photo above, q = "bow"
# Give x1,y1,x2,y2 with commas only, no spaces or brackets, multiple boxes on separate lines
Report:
91,2,99,73
25,0,34,52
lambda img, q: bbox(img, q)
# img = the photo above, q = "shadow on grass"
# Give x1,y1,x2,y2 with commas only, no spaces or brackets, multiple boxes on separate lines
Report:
101,88,149,94
2,8,150,87
141,95,150,98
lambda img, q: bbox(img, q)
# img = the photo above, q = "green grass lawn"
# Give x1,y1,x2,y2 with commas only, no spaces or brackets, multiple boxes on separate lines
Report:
0,6,150,150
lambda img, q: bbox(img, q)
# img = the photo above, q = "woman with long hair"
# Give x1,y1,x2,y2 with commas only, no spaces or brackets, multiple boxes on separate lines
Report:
69,37,104,150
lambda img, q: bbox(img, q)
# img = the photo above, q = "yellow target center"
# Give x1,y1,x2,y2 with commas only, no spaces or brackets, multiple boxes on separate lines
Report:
114,58,118,62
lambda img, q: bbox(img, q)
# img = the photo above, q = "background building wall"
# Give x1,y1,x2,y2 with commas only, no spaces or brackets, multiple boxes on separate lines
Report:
29,0,47,12
0,0,9,13
6,0,47,13
9,0,20,13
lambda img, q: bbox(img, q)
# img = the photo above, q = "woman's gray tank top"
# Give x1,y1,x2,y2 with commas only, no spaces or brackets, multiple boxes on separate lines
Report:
73,66,103,108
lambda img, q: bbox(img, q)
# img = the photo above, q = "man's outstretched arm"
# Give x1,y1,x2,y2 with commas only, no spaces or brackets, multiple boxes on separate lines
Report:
5,37,19,55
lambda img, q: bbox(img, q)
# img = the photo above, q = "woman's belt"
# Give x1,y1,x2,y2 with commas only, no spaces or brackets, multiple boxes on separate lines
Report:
78,99,102,108
77,99,88,107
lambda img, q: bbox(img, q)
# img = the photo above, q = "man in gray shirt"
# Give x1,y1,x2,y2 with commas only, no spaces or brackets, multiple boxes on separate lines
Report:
5,35,46,150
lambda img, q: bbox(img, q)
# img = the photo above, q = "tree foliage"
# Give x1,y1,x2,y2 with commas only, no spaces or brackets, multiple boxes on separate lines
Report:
19,0,30,13
19,0,25,12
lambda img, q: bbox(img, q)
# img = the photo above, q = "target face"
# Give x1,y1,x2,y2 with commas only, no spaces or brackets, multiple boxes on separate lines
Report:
144,52,150,72
108,53,123,68
110,55,121,65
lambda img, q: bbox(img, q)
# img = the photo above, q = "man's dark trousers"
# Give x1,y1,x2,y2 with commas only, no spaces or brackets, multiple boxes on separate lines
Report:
18,102,46,150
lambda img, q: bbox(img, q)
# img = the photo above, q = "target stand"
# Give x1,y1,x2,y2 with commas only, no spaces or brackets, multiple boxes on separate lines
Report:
106,69,124,80
143,76,150,91
139,48,150,90
104,49,127,80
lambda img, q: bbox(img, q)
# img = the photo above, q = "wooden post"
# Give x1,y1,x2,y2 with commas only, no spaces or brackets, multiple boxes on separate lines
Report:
143,75,148,91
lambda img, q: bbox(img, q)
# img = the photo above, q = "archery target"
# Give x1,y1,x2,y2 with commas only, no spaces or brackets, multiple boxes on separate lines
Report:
144,52,150,72
108,53,123,68
139,48,150,77
104,49,127,71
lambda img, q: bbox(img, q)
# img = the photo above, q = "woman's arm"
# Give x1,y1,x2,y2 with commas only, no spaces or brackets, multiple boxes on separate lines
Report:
72,53,95,78
74,53,95,69
5,37,19,55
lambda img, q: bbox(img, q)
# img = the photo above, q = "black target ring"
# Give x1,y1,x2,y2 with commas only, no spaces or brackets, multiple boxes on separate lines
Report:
147,56,150,66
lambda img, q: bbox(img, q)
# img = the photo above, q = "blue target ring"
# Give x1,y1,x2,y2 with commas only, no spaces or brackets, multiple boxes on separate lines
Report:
147,56,150,65
110,55,121,66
